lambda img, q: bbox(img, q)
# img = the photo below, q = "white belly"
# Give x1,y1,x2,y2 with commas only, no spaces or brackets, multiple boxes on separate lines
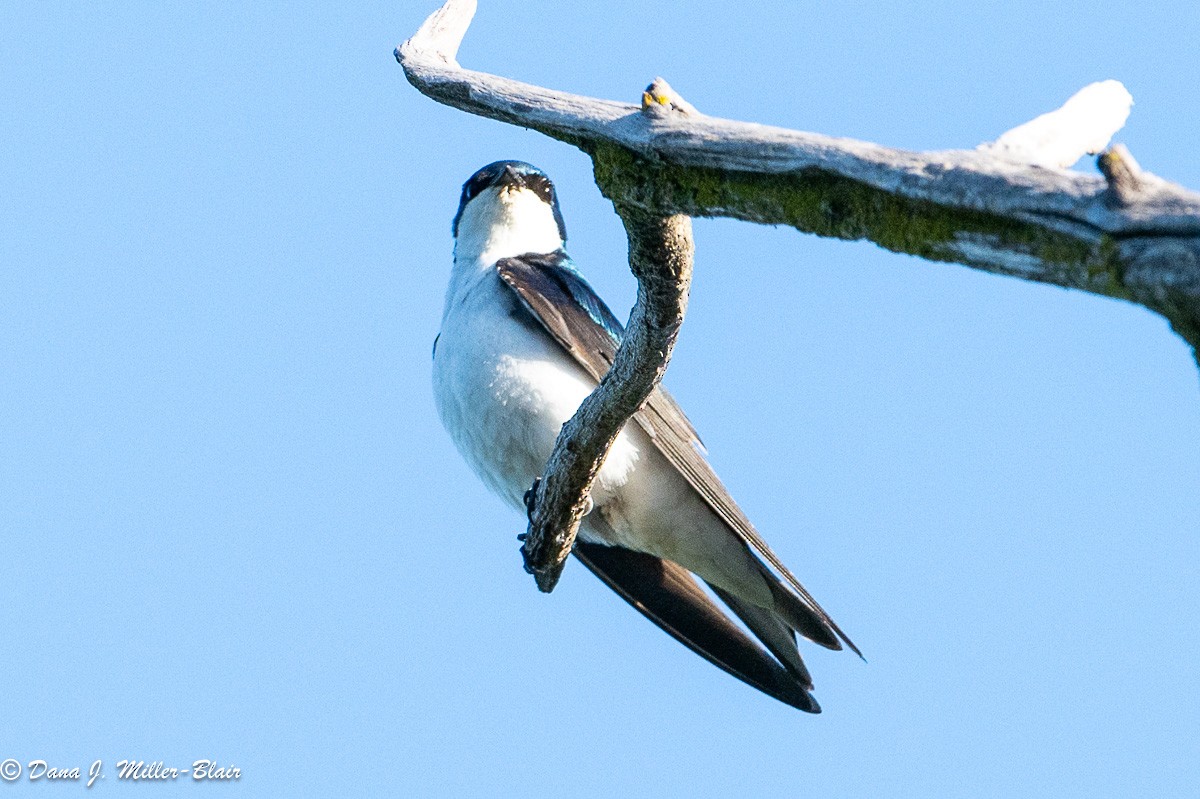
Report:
432,270,641,514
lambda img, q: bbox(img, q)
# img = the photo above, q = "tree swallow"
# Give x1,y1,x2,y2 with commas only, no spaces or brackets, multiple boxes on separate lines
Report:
432,160,857,712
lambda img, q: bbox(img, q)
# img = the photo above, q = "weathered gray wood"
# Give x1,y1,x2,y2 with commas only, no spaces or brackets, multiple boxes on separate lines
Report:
397,0,1200,591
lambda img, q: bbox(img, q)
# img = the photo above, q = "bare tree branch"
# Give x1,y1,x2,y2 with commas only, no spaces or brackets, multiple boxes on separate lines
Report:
397,0,1200,331
397,0,1200,590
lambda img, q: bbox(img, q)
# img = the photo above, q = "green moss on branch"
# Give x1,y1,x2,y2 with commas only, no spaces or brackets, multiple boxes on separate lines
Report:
585,141,1126,301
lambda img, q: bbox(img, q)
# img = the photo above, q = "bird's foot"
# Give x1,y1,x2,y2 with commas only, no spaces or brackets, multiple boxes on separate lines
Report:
523,477,541,519
520,478,541,573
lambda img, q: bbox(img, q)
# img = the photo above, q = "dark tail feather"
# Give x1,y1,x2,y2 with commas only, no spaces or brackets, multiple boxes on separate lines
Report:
573,540,820,713
708,583,813,689
765,573,862,656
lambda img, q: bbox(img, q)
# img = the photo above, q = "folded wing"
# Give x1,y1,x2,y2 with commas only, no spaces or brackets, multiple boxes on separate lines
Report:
497,251,858,709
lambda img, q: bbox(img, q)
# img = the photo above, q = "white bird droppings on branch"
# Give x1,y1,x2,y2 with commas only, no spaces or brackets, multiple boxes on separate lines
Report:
979,80,1134,169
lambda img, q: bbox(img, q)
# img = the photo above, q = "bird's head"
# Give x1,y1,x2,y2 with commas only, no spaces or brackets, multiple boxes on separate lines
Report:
452,161,567,261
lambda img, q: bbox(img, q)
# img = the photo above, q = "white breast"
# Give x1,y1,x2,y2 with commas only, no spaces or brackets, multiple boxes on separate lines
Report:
432,261,642,514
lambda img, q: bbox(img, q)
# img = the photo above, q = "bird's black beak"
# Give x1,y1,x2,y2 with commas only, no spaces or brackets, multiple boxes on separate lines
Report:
496,163,524,190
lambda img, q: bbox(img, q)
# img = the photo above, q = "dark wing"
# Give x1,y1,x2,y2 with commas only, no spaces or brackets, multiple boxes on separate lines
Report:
494,251,706,447
496,250,858,656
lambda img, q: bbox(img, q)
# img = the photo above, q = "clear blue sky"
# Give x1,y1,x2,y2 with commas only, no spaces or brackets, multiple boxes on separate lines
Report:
2,0,1198,795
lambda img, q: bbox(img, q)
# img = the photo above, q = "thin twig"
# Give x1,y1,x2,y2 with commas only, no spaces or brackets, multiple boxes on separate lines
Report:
521,210,694,591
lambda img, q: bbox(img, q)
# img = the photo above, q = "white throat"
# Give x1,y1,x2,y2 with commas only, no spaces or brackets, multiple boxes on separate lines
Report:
453,186,564,269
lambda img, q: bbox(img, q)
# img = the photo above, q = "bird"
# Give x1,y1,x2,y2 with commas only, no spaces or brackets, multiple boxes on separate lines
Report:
432,160,858,712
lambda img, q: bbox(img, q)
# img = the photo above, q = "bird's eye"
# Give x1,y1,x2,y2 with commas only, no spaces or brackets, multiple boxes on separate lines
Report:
463,172,493,203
